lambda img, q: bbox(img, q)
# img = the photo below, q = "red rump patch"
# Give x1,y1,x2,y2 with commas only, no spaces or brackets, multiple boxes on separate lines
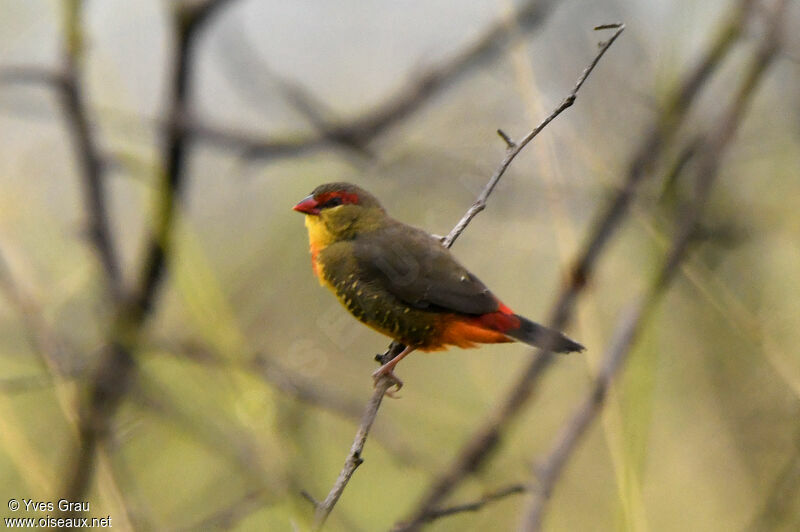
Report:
475,306,521,333
428,300,521,350
497,302,514,315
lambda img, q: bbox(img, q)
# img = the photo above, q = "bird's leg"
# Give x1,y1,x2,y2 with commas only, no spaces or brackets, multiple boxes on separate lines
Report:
372,346,415,394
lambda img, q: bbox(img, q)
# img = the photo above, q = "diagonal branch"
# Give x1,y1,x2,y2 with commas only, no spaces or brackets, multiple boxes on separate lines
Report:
170,343,426,464
171,488,271,532
395,1,757,529
521,6,787,527
308,22,624,531
422,483,528,523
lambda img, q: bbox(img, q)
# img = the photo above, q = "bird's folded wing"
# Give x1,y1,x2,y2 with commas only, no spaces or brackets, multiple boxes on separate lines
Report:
353,224,499,315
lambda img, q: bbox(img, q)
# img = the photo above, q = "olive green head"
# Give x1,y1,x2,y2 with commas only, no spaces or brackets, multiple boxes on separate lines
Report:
293,182,388,244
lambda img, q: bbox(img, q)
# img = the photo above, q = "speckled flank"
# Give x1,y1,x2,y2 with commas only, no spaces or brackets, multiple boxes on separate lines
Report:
321,266,441,349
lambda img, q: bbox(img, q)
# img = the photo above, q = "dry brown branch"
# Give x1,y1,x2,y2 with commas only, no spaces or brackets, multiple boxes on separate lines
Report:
59,0,241,517
395,2,757,529
521,5,787,527
307,23,624,531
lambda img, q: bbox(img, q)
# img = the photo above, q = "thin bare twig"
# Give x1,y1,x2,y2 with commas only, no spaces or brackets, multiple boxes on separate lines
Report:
309,22,624,531
395,3,756,529
443,23,624,250
522,5,786,527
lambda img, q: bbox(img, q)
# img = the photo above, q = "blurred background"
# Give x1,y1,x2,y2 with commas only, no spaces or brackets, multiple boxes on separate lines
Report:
1,0,799,530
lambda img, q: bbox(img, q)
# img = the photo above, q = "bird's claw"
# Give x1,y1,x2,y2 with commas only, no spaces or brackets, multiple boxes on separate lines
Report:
372,367,403,398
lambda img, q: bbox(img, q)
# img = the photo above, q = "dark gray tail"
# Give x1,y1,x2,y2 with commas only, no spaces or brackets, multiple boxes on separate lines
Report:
505,314,584,353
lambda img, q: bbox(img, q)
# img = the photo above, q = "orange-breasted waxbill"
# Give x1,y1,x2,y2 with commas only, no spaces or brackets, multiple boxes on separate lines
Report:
293,182,583,389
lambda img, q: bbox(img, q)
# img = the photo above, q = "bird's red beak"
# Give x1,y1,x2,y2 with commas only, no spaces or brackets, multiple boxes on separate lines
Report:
293,195,320,215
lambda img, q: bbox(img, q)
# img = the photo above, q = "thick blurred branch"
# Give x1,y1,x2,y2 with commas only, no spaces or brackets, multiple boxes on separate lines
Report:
0,249,76,384
308,23,623,531
233,0,558,158
521,6,786,528
747,427,800,531
60,0,241,517
131,0,239,314
0,65,62,86
129,376,272,482
172,489,270,532
394,2,757,529
171,343,425,464
0,246,137,527
64,0,122,299
1,0,558,162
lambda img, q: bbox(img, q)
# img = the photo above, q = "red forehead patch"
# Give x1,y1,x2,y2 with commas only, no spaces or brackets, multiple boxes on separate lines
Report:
315,190,360,205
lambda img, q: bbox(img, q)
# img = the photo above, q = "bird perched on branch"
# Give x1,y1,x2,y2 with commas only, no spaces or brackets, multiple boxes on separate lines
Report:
293,182,583,391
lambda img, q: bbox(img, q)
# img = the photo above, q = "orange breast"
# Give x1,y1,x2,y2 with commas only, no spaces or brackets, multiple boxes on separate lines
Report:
309,242,322,279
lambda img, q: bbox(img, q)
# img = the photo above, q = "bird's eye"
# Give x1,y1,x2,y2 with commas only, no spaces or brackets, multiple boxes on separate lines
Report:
320,196,343,209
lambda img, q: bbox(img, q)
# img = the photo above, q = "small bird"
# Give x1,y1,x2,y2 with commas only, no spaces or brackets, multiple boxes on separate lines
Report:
293,182,583,390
